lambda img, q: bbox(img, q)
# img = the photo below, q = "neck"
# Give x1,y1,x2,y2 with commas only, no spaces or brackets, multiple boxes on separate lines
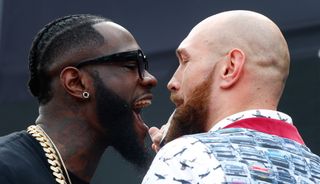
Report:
206,96,278,131
36,110,108,182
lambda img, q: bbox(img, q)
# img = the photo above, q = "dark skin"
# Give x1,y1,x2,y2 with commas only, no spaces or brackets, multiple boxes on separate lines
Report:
35,22,157,182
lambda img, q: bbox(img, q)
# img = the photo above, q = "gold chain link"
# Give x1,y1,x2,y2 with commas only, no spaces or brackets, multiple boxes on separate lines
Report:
27,125,72,184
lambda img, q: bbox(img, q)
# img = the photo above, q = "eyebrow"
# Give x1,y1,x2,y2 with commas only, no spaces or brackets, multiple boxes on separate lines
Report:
176,48,190,61
175,48,183,57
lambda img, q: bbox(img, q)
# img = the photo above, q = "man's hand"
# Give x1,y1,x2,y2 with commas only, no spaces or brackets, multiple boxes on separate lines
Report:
149,122,170,152
149,126,163,153
149,110,175,153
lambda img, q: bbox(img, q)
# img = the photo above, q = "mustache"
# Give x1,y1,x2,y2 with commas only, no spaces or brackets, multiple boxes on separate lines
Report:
170,94,184,106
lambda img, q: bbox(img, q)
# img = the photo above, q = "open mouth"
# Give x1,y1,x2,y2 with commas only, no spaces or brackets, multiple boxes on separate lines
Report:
132,95,153,139
133,98,152,114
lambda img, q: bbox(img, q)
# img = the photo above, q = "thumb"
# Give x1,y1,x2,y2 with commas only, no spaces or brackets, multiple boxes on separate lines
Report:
149,127,162,144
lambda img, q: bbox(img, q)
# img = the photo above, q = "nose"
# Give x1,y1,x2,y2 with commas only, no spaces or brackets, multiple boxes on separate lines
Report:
141,70,158,88
167,76,180,92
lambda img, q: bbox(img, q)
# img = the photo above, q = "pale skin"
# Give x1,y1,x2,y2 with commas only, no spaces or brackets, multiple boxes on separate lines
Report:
149,10,290,152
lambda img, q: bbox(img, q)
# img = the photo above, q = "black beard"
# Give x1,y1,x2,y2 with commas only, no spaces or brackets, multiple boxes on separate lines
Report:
93,73,151,170
165,71,213,144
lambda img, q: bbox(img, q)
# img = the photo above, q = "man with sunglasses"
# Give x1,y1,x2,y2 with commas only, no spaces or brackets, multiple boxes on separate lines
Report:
0,14,157,184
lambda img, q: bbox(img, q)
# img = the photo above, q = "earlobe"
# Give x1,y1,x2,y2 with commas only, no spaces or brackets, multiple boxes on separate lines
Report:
60,67,88,99
220,48,245,89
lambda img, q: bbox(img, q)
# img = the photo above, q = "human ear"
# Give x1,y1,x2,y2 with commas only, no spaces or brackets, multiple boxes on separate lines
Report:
220,48,245,89
60,67,89,99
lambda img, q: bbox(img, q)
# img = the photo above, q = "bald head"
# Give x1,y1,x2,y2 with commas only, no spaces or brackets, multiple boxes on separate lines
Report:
213,12,286,60
193,11,288,66
171,10,292,127
167,10,292,136
183,10,289,103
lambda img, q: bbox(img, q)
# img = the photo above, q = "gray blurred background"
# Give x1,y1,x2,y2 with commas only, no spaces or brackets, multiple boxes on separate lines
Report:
0,0,320,183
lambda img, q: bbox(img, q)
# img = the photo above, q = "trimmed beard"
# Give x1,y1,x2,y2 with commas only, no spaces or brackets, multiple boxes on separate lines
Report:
165,71,213,143
93,73,151,170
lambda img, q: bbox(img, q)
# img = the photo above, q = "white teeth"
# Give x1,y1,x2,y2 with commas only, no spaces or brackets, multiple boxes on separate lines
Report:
134,100,151,109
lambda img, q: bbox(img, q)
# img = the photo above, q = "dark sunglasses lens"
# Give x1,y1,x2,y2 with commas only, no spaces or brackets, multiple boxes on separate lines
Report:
137,51,148,79
138,55,144,79
144,58,148,70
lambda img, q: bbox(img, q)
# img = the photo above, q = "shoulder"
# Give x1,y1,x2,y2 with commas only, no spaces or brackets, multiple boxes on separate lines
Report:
158,134,209,157
0,131,31,167
0,130,37,155
0,131,42,170
0,131,54,183
142,134,223,184
0,131,26,182
0,131,26,153
0,131,24,143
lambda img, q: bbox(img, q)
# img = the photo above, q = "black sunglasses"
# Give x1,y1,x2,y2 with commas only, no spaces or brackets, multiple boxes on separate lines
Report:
75,49,148,79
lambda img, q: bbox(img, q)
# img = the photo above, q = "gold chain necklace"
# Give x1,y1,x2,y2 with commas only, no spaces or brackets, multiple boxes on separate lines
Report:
27,125,72,184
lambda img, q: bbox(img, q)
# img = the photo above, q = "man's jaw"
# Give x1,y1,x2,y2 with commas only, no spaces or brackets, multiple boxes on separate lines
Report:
170,94,184,107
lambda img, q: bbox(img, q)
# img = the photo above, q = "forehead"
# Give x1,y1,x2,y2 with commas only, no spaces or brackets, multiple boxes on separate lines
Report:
49,22,141,72
176,32,207,59
91,22,140,55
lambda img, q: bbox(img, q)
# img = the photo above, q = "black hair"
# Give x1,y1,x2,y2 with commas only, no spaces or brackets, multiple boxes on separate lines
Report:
28,14,109,104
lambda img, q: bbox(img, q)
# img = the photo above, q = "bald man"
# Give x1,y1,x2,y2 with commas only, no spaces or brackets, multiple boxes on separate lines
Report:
142,10,320,183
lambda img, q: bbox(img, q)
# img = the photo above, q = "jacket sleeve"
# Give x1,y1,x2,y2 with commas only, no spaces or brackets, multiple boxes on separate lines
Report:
142,136,222,184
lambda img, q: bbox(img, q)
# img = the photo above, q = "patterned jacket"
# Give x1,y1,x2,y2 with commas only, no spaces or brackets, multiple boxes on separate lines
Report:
142,110,320,184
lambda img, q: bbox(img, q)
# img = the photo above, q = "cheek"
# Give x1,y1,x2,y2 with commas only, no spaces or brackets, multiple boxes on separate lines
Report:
112,81,137,100
99,72,138,100
181,64,210,98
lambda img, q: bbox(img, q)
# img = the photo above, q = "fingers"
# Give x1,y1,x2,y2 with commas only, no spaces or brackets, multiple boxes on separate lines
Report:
149,126,165,153
151,143,160,153
149,127,162,145
149,110,176,153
